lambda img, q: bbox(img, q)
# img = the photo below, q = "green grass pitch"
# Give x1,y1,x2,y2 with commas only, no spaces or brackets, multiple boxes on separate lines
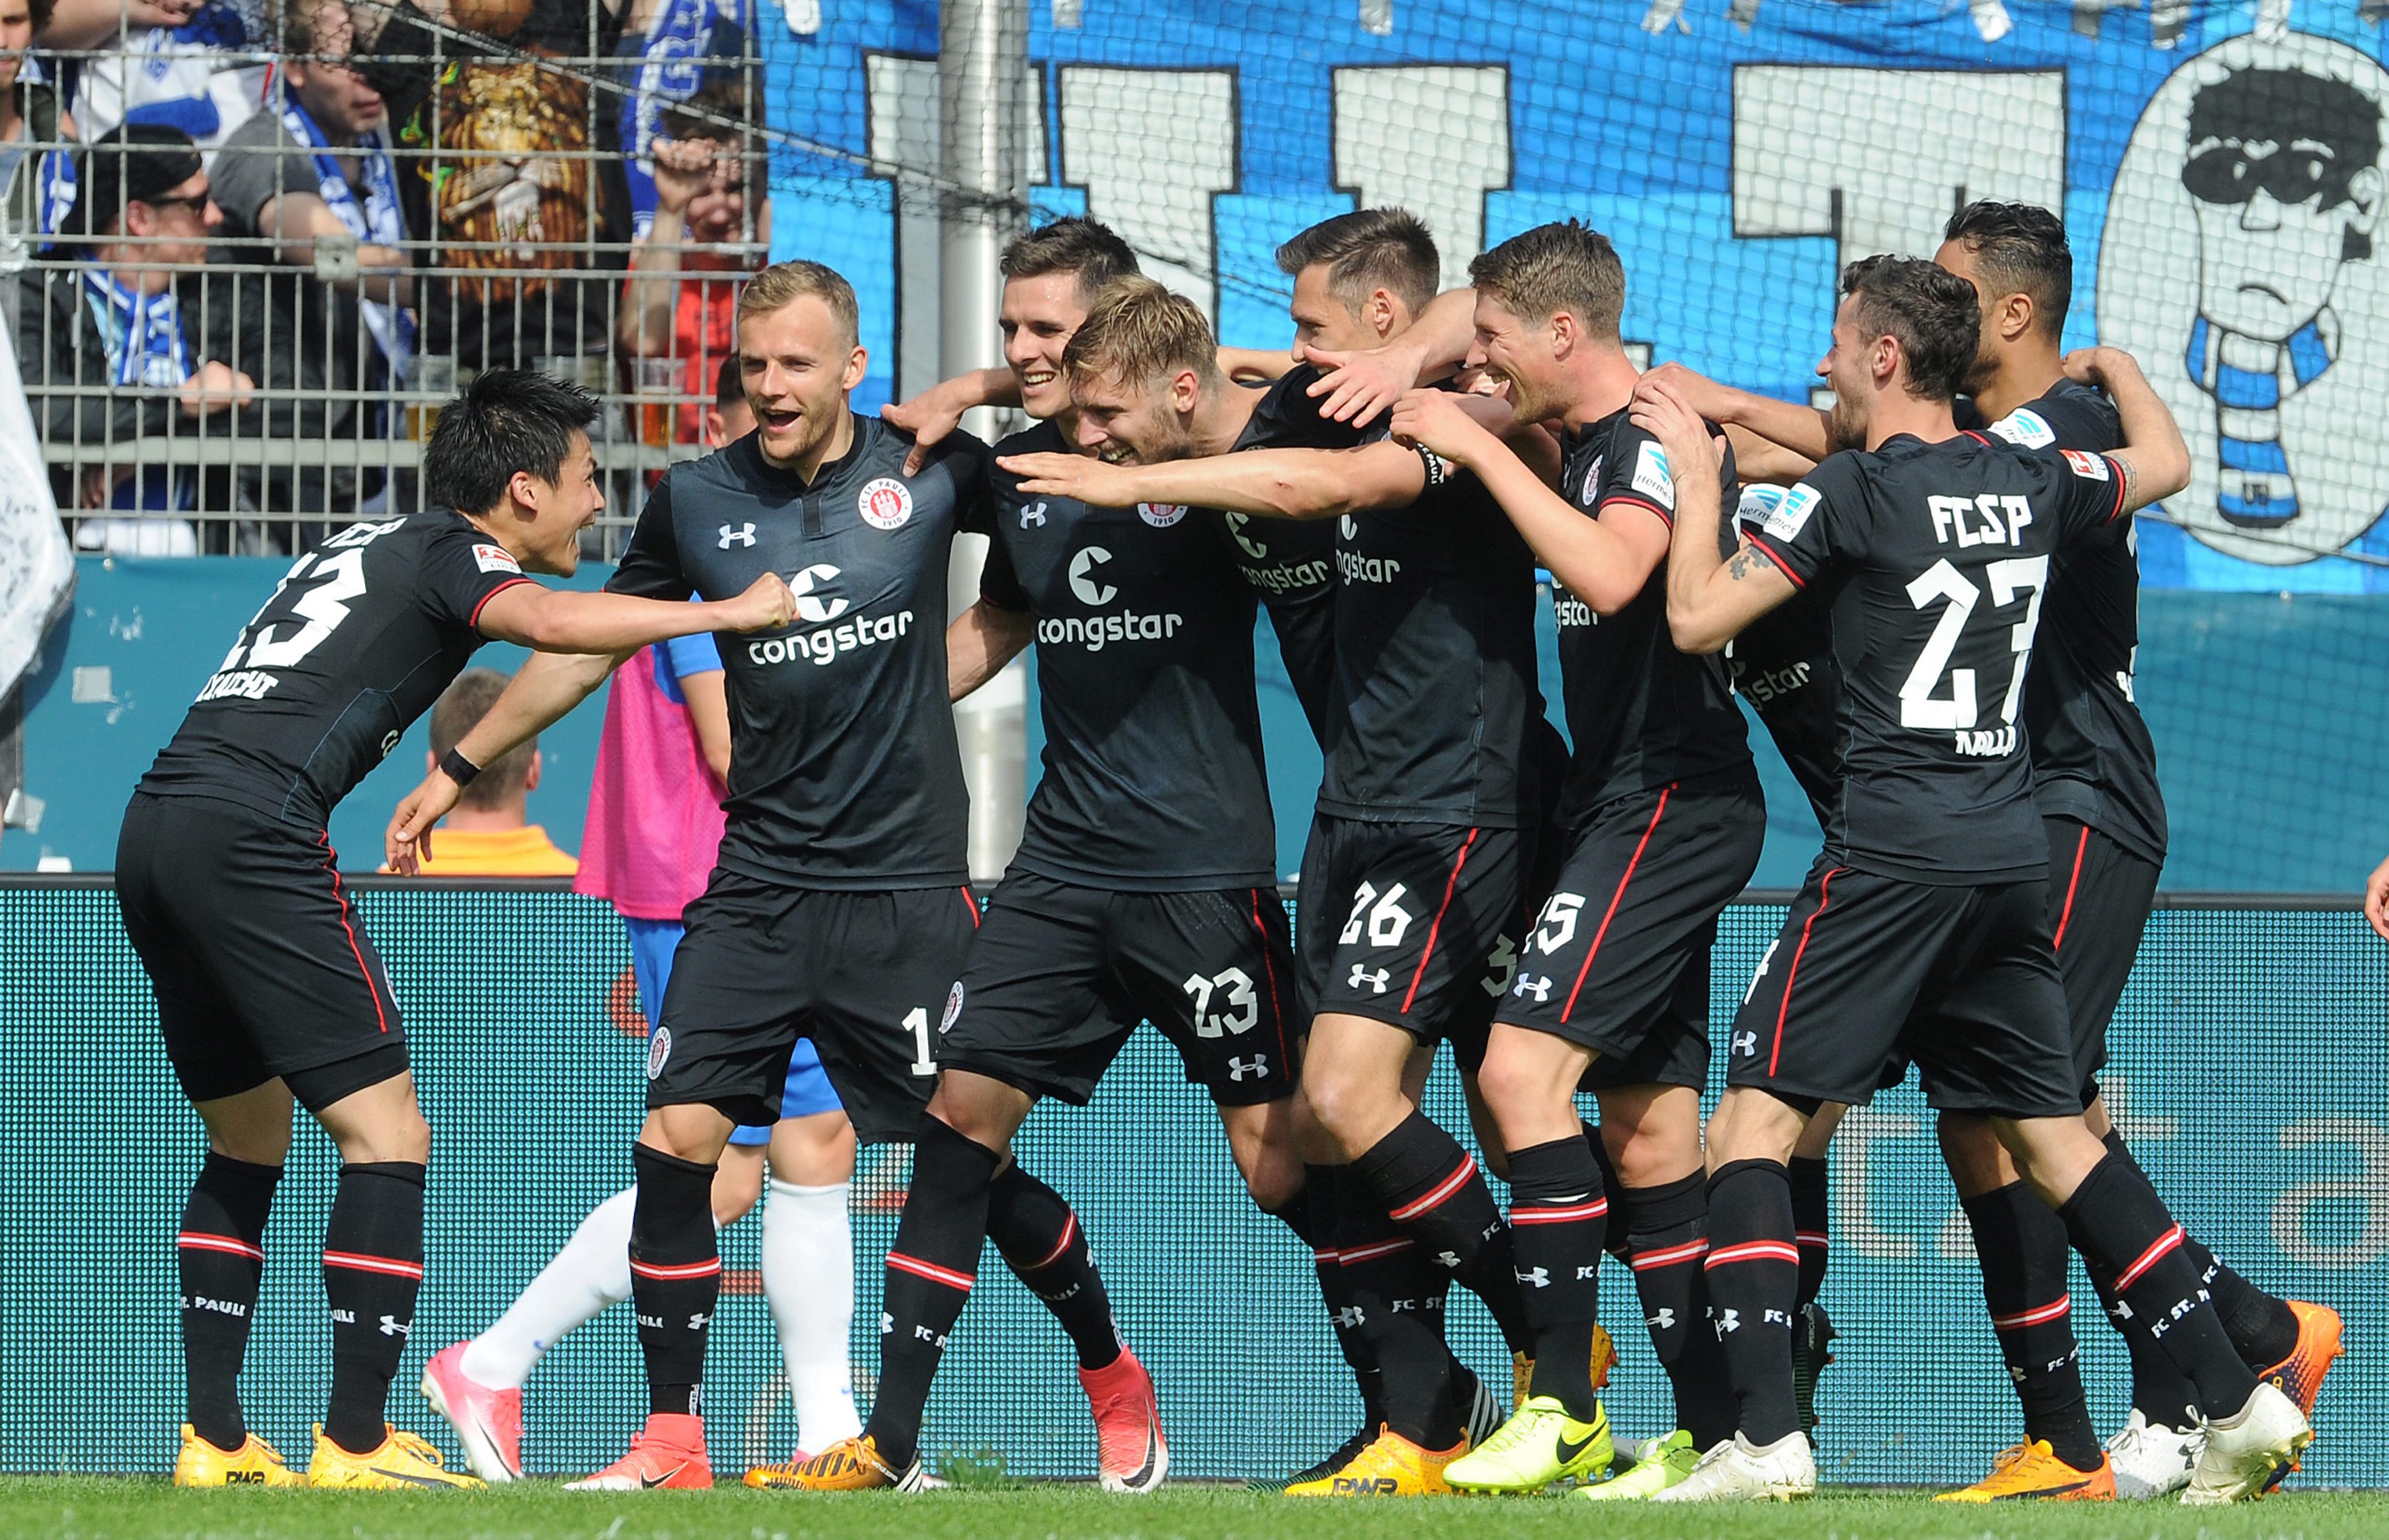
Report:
10,1480,2389,1540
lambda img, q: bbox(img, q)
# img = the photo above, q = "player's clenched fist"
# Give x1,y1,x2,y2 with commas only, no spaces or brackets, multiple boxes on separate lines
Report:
724,570,798,632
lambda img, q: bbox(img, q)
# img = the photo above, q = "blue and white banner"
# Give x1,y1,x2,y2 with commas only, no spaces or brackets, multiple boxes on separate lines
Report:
765,0,2389,590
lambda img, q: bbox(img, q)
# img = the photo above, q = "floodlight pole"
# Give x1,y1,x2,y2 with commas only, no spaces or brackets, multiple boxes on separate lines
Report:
941,0,1031,884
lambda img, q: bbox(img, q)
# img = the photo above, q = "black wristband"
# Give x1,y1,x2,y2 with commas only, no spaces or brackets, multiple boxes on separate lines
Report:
438,748,482,788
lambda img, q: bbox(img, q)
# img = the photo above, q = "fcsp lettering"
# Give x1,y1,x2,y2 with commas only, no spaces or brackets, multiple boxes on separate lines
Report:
1928,493,2033,548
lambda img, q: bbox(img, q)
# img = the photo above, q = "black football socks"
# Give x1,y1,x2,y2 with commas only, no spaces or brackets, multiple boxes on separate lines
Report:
1621,1169,1737,1450
2058,1152,2258,1419
321,1160,425,1453
1505,1136,1608,1420
628,1143,719,1420
1961,1181,2100,1470
178,1152,281,1452
1703,1159,1802,1446
1788,1153,1830,1313
1354,1110,1534,1357
986,1159,1121,1371
1333,1163,1456,1448
2100,1129,2297,1368
866,1116,1001,1469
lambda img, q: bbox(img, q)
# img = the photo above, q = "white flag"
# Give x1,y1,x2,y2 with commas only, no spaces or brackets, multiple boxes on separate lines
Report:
0,303,74,702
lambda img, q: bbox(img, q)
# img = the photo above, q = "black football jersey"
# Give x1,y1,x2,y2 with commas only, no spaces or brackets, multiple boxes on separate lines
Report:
1730,485,1844,828
1219,364,1369,743
139,510,534,827
1317,438,1543,828
1742,432,2130,884
980,420,1277,890
1959,383,2167,865
608,417,990,890
1552,409,1752,825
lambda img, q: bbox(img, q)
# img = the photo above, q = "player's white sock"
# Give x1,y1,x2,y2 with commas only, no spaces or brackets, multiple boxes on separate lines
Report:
762,1178,860,1451
461,1187,636,1390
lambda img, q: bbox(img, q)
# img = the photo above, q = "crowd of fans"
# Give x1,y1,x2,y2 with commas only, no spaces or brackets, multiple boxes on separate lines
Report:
5,0,764,548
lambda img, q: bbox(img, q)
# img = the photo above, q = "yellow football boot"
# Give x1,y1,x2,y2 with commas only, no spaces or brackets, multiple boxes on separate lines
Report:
1284,1426,1464,1497
1934,1440,2114,1501
306,1424,484,1489
172,1425,301,1487
745,1433,925,1491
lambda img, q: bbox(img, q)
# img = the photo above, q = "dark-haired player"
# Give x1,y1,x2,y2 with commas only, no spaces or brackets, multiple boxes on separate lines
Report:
1006,210,1550,1497
1382,219,1756,1500
1642,255,2311,1504
1655,201,2339,1500
388,262,995,1491
126,370,794,1490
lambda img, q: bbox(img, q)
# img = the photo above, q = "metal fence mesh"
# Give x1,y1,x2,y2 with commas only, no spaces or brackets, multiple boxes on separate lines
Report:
4,880,2382,1485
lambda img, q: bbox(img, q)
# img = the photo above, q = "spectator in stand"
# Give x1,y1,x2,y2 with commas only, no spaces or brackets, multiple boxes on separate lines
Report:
1,0,76,265
418,364,864,1481
39,0,267,156
206,0,412,520
402,667,577,876
617,78,762,446
612,0,749,245
17,123,250,550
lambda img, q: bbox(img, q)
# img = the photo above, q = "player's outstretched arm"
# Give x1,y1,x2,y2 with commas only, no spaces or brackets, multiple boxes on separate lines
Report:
1634,377,1796,654
1303,286,1477,426
2062,346,2191,515
1390,387,1661,614
2365,852,2389,942
999,440,1427,522
385,649,629,872
1642,362,1830,473
948,599,1035,702
474,572,795,654
885,369,1020,476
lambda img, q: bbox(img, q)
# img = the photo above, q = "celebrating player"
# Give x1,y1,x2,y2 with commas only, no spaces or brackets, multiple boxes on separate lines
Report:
1003,210,1560,1496
420,362,868,1480
1369,220,1756,1499
124,369,794,1490
1644,255,2311,1505
387,263,993,1491
1654,202,2339,1499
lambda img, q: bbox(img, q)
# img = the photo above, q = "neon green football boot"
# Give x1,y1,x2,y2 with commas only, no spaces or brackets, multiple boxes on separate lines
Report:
1580,1429,1700,1500
1444,1396,1612,1493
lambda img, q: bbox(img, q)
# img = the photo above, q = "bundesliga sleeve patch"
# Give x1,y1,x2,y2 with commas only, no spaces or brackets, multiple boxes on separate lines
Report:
1761,482,1821,542
1631,440,1677,511
473,543,523,574
2061,448,2111,482
1990,407,2054,448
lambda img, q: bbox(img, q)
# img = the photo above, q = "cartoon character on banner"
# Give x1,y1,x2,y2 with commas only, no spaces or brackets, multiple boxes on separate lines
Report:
2099,31,2386,567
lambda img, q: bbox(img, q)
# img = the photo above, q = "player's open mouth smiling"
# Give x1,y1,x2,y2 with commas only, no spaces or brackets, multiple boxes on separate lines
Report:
1098,443,1136,464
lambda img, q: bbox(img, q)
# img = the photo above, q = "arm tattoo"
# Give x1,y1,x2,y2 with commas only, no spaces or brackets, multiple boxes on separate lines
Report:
1726,546,1762,581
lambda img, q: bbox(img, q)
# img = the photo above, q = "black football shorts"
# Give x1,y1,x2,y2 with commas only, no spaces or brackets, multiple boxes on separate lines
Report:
647,869,979,1141
2045,815,2160,1106
938,871,1298,1106
1297,814,1525,1064
117,791,408,1112
1500,766,1765,1090
1726,856,2084,1119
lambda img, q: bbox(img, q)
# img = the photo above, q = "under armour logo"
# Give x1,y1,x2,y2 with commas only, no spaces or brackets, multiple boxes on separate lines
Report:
1517,1265,1551,1288
1228,1055,1269,1082
1714,1308,1742,1336
1020,500,1048,527
1435,1251,1462,1269
718,523,756,548
377,1314,410,1338
1335,1305,1365,1328
1513,974,1551,1002
1349,964,1390,994
688,1311,712,1332
880,1311,895,1334
1733,1030,1758,1057
1650,1307,1676,1331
